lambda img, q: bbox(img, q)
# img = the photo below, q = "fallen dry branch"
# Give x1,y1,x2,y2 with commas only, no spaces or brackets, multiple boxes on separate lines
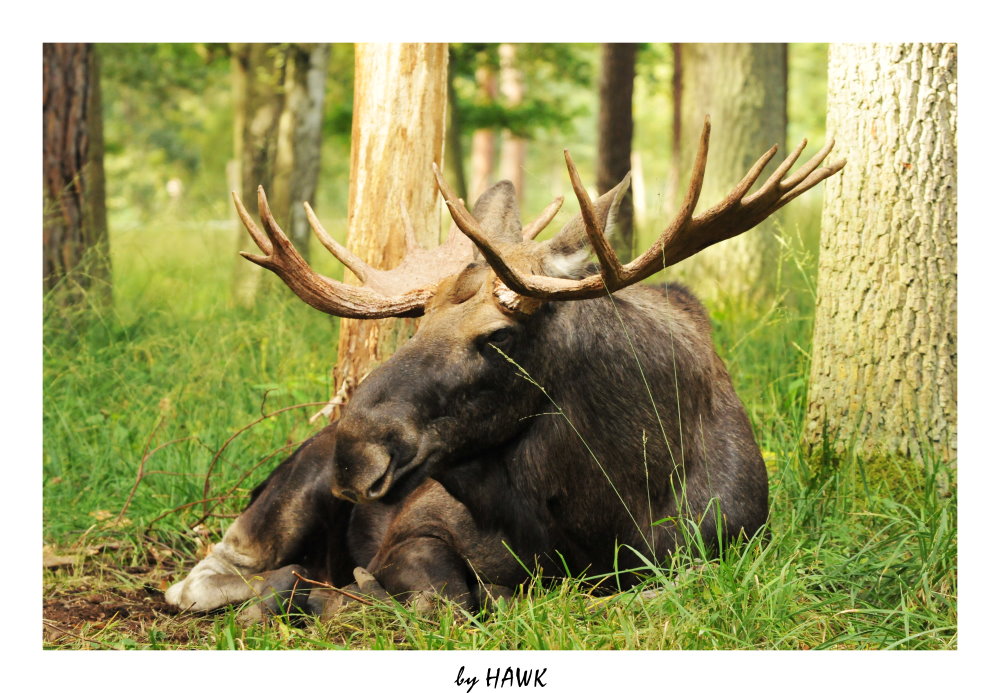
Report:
200,400,328,511
117,434,199,523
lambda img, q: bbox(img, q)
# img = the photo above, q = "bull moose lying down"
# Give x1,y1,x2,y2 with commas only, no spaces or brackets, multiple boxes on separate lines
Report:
166,119,843,617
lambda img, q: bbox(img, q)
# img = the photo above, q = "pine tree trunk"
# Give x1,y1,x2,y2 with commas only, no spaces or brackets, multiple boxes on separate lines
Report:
331,43,448,411
597,43,636,260
498,43,525,202
43,43,110,306
469,63,497,203
806,43,957,463
231,43,286,305
272,43,330,259
670,43,787,301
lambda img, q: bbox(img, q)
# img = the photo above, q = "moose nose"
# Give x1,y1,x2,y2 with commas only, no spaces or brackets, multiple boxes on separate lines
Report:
333,487,360,503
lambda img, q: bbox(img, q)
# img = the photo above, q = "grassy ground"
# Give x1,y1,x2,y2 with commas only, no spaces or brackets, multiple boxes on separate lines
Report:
41,209,957,650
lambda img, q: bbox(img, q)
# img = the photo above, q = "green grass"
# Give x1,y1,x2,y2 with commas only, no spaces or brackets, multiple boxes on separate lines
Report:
42,210,956,650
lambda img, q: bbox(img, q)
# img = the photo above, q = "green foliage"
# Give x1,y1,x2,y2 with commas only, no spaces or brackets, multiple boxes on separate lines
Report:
789,43,829,144
100,44,233,224
322,43,356,140
449,43,592,138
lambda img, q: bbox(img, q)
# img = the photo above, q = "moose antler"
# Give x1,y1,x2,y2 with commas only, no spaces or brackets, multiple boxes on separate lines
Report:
236,185,569,318
434,116,846,301
235,187,473,318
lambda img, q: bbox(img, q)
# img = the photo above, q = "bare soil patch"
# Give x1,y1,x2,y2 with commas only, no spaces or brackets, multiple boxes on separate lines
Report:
42,556,195,649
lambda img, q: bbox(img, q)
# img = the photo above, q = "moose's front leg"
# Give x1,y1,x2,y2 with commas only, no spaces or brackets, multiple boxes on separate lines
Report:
320,479,520,616
164,520,316,613
165,424,353,614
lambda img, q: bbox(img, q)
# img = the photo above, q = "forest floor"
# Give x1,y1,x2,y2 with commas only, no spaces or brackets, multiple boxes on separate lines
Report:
43,546,193,649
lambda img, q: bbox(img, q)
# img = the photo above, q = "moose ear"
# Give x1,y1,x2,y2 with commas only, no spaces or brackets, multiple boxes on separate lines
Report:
540,172,631,279
471,180,522,244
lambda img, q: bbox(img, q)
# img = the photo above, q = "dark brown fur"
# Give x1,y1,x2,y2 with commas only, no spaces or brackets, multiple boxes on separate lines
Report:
166,183,768,616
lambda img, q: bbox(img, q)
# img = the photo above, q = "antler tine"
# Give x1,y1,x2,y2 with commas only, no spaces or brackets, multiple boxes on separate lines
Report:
564,151,625,287
779,137,837,192
233,188,433,319
697,145,778,225
431,162,536,295
623,116,711,279
463,116,843,308
746,137,810,204
776,157,847,208
303,201,371,283
522,196,564,241
739,157,847,233
233,190,273,256
673,116,712,230
257,186,294,250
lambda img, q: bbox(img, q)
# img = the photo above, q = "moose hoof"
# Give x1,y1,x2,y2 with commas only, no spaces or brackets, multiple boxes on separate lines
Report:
408,589,444,616
317,567,393,621
239,564,313,623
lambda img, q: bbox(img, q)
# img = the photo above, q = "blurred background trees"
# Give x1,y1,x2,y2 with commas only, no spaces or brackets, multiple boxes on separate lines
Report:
668,43,788,301
596,43,637,259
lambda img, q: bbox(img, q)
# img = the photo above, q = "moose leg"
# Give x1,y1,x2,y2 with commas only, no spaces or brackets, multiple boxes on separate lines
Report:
317,479,523,616
165,424,353,613
370,535,479,611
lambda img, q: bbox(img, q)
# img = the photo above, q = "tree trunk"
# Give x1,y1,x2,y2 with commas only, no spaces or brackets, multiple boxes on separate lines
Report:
272,43,330,259
469,63,497,203
43,43,110,306
231,43,286,305
597,43,637,260
805,43,957,463
331,43,448,412
498,43,525,202
670,43,787,301
444,54,468,202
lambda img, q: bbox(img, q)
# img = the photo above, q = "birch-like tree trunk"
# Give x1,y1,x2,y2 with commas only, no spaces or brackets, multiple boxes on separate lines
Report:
597,43,637,259
272,43,330,259
469,63,497,203
806,43,957,463
43,43,110,306
231,43,286,305
669,43,787,301
444,55,468,202
498,43,525,202
331,43,448,411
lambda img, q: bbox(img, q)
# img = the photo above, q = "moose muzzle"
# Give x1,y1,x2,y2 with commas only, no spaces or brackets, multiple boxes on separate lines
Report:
331,403,427,503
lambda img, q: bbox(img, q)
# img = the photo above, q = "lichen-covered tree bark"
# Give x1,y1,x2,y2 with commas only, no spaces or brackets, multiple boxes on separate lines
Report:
670,43,787,300
331,43,448,411
806,43,957,462
597,43,637,260
43,43,110,306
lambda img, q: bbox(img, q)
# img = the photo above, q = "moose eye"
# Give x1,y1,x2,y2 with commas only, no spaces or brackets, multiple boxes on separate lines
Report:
484,327,514,348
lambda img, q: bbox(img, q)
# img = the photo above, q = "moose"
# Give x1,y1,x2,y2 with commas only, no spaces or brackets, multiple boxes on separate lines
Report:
166,118,843,617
